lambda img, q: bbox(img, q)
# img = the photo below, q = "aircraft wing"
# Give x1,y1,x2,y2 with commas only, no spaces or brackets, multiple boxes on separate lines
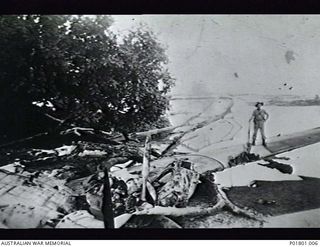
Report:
262,127,320,157
0,169,75,228
201,127,320,168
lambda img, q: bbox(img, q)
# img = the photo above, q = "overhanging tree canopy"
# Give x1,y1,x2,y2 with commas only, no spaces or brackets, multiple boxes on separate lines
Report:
0,15,174,142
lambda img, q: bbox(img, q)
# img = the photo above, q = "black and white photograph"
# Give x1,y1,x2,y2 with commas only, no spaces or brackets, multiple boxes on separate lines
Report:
0,15,320,230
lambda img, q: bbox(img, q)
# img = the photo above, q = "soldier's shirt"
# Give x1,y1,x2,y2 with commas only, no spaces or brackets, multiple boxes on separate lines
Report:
252,109,268,122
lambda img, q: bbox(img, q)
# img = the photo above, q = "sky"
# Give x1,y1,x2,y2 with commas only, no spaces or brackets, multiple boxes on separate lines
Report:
111,15,320,97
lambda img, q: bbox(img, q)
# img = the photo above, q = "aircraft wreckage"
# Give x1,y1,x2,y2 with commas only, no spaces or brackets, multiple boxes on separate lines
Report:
1,106,320,228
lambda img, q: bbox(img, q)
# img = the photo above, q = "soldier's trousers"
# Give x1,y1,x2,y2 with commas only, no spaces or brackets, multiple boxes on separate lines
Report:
252,121,266,143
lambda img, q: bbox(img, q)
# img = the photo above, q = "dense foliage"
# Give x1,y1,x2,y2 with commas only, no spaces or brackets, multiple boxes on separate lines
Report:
0,15,174,142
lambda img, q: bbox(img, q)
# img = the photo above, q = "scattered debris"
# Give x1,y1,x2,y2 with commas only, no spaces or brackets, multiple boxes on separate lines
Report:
83,159,202,220
228,151,260,167
258,160,293,174
56,210,104,228
78,150,108,157
0,112,266,229
272,156,290,161
248,180,258,188
256,199,276,205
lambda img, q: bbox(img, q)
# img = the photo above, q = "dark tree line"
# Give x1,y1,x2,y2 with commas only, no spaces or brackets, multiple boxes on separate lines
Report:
0,15,174,143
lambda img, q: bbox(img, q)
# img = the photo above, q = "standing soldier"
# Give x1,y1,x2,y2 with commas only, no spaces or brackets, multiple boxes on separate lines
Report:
249,102,269,146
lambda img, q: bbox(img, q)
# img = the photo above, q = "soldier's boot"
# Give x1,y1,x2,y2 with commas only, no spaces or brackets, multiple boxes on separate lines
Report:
262,139,267,147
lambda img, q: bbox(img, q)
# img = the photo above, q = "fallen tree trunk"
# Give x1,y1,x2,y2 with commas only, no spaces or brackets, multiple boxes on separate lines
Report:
134,201,225,217
0,132,49,148
134,180,264,223
132,112,202,138
160,101,234,157
134,194,264,223
215,186,265,222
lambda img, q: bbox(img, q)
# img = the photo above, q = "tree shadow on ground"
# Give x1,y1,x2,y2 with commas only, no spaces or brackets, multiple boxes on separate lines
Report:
226,176,320,216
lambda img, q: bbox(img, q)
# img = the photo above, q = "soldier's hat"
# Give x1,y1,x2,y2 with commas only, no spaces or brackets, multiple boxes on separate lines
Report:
255,102,264,107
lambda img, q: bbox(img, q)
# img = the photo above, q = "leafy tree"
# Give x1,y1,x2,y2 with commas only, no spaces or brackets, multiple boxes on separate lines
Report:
0,15,174,142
